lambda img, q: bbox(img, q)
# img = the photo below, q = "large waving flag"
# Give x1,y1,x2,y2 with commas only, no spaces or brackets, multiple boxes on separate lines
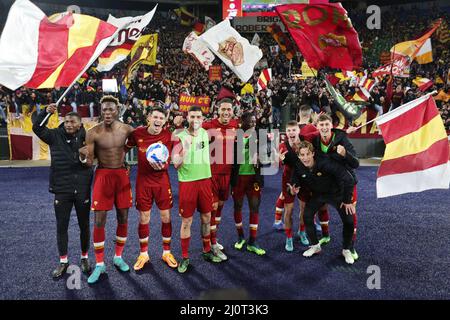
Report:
182,31,215,70
199,19,262,83
0,0,117,90
275,2,362,70
375,94,450,198
97,5,157,72
374,20,442,78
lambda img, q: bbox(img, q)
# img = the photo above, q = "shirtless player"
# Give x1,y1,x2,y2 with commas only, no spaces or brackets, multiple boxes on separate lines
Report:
84,95,135,284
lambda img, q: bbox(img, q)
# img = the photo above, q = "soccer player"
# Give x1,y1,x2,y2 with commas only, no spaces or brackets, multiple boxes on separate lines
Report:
279,121,310,251
126,106,178,270
311,113,359,260
231,112,266,255
202,97,239,261
32,104,93,278
288,141,357,264
174,106,222,273
84,95,135,284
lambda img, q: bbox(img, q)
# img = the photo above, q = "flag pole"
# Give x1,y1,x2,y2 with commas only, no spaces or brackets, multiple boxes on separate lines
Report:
353,91,438,130
38,81,77,127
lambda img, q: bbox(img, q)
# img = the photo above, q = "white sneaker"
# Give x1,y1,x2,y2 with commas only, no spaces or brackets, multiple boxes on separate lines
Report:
342,249,355,264
303,244,321,257
212,244,228,261
216,241,224,251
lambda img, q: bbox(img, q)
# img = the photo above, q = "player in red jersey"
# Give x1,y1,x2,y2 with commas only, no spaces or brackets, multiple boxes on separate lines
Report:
125,106,178,271
202,97,239,261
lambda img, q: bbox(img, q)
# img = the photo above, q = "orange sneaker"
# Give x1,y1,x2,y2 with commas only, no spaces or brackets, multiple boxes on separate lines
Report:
133,253,150,271
162,252,178,268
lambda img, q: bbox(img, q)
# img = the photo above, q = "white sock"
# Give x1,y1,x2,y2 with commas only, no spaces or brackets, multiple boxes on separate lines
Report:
81,254,88,259
60,257,68,264
96,262,105,267
162,250,170,256
114,255,122,260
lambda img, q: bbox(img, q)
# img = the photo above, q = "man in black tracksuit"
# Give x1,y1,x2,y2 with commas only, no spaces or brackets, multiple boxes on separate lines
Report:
287,140,357,264
33,104,93,278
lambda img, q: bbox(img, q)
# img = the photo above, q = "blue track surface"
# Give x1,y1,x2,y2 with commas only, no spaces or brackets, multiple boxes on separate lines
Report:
1,166,449,299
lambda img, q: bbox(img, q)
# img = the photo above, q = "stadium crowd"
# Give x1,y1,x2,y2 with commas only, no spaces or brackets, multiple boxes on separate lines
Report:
0,6,449,131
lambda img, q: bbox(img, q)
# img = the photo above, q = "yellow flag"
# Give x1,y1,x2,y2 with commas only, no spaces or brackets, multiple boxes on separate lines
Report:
301,61,317,77
130,34,158,66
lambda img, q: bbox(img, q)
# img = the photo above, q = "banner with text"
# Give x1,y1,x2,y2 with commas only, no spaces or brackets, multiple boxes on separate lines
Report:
178,94,211,113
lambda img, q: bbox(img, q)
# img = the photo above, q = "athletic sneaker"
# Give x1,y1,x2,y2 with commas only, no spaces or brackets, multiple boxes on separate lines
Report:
133,253,150,271
273,221,284,231
303,244,321,257
212,244,228,261
234,238,246,250
215,241,224,251
285,237,293,252
52,262,69,279
319,236,331,245
87,264,106,284
297,231,309,246
113,257,130,272
162,252,178,268
247,243,266,256
177,258,190,273
351,249,359,261
342,249,355,264
202,251,223,263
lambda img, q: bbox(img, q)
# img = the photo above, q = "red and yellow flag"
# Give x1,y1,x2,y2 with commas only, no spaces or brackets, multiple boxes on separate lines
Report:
375,95,450,198
0,0,117,90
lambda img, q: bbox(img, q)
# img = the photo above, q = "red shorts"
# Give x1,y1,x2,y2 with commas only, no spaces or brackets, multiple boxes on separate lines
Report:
92,168,132,211
179,178,213,218
211,174,231,202
135,179,173,211
232,175,262,201
282,177,295,204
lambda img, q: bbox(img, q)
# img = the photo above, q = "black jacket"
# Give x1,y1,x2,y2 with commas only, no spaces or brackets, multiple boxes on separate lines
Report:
290,155,356,204
312,128,359,183
32,111,93,194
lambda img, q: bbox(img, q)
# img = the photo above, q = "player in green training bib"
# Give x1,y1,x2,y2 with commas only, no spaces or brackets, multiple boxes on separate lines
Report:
172,106,222,274
231,112,266,256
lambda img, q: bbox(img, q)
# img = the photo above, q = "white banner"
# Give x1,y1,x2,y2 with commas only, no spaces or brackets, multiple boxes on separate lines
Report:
182,31,215,71
199,19,263,83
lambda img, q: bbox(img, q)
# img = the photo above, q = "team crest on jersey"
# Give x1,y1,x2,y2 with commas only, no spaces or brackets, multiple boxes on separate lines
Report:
254,183,260,191
139,147,147,153
94,201,98,206
317,172,322,176
138,139,143,143
302,174,306,178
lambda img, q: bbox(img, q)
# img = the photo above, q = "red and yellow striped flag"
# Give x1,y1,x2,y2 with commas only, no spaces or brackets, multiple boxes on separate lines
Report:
375,94,450,198
0,0,117,90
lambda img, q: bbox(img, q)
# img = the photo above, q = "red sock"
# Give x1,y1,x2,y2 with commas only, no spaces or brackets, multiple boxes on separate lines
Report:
210,209,217,245
138,223,149,254
249,212,259,243
318,208,330,237
202,233,211,253
161,222,172,251
275,196,284,220
93,226,105,264
234,210,244,238
285,227,292,239
115,223,128,257
181,237,191,259
352,212,358,243
300,223,305,232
